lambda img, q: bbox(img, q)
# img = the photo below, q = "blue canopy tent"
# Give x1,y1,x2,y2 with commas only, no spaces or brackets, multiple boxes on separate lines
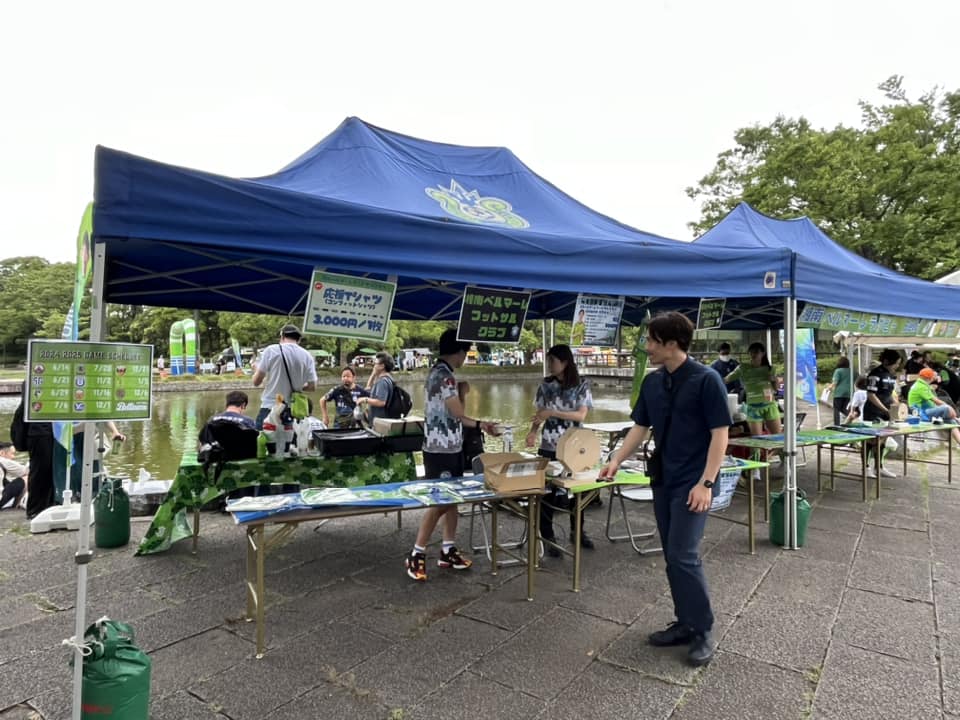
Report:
92,118,792,322
694,203,960,322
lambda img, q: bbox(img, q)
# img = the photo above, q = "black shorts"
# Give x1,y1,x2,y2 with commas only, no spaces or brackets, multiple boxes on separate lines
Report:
423,451,465,480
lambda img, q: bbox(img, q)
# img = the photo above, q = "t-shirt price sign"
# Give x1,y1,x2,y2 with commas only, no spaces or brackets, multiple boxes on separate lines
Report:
303,270,396,342
25,340,153,422
457,286,531,343
697,298,726,330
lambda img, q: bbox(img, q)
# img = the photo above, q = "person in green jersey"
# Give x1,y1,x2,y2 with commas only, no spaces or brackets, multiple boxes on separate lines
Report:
724,342,782,438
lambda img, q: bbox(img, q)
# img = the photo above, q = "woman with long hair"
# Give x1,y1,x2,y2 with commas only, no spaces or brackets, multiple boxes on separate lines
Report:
725,342,782,437
526,344,594,554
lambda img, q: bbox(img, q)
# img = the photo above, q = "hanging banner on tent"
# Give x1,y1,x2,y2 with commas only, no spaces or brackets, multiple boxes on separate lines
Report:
304,270,396,342
797,303,935,337
930,320,960,339
457,286,530,342
696,298,725,330
795,329,818,404
25,340,153,422
570,294,624,347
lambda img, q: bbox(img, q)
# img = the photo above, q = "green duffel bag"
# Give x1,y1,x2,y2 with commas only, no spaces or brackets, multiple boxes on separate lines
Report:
78,619,151,719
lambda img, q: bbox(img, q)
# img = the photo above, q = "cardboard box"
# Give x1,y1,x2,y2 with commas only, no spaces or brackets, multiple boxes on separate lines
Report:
478,452,548,493
373,416,425,437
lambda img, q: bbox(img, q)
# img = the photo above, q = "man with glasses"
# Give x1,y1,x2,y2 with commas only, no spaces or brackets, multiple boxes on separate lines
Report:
600,312,730,666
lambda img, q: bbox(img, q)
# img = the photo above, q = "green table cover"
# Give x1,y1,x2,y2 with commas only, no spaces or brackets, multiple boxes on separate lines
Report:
136,452,416,554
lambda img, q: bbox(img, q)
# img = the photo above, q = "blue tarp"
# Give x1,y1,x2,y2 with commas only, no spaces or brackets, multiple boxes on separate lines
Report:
695,203,960,321
93,118,791,321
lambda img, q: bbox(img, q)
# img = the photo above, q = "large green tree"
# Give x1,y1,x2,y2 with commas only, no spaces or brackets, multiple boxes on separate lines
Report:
687,76,960,280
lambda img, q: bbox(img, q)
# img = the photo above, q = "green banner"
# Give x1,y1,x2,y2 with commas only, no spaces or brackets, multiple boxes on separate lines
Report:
25,341,153,422
797,304,930,336
696,298,725,330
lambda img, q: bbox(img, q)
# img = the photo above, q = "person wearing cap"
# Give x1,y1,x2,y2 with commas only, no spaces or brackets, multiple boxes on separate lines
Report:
908,368,960,445
252,324,317,430
0,441,29,510
404,328,500,582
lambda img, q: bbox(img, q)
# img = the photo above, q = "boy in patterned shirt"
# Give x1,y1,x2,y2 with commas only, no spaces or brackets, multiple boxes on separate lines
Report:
405,329,499,581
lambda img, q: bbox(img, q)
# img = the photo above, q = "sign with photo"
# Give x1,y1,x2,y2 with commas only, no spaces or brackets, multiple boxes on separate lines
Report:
570,294,624,347
25,340,153,422
304,270,396,341
457,286,530,343
696,298,726,330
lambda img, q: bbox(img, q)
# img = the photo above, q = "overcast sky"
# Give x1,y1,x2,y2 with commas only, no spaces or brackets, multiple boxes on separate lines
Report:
3,0,958,263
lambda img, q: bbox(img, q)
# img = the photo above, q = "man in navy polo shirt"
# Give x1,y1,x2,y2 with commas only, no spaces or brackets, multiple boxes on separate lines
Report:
600,311,731,666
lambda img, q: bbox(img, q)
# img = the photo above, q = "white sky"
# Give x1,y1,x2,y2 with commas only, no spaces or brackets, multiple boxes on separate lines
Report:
3,0,959,263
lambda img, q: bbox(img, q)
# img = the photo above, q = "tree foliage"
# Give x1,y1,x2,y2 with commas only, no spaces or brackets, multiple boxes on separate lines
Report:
687,76,960,280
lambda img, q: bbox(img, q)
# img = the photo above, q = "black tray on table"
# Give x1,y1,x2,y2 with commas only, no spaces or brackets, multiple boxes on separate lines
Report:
312,428,385,457
381,433,425,453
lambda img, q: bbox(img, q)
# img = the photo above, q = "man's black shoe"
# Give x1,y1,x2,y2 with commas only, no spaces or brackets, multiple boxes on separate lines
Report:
546,544,562,558
687,632,715,666
648,621,695,647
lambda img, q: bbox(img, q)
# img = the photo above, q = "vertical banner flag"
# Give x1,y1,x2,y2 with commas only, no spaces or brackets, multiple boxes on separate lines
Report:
630,321,649,409
54,203,95,457
795,328,818,404
570,294,625,347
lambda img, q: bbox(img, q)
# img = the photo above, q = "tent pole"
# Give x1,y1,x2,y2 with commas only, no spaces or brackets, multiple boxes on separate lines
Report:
71,242,107,719
783,297,798,550
541,320,547,376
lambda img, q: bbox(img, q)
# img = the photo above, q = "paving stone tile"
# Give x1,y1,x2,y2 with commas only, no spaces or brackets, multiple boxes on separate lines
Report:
835,588,936,663
793,527,860,565
149,690,228,720
671,651,809,720
805,504,865,535
753,553,848,607
194,624,390,719
261,681,389,720
149,627,251,699
849,548,932,601
412,669,545,720
701,554,772,617
859,523,931,560
539,661,679,720
723,596,834,672
813,641,940,719
865,508,929,532
470,607,621,701
558,556,666,625
351,614,511,708
936,579,960,635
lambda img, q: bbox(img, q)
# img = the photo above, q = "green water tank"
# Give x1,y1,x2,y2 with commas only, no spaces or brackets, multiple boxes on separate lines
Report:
94,479,131,548
769,488,812,547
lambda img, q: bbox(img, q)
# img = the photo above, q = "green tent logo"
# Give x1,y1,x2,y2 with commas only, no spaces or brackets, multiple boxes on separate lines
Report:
425,179,529,229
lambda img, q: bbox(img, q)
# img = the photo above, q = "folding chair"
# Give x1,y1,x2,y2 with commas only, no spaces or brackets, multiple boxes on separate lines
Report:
603,437,661,554
795,412,807,466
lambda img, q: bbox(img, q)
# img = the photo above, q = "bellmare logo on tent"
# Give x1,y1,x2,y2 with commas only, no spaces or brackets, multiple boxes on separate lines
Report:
426,179,529,229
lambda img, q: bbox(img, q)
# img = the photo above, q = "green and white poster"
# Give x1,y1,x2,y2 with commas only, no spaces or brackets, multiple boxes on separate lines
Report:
25,340,153,422
570,294,624,347
304,270,396,341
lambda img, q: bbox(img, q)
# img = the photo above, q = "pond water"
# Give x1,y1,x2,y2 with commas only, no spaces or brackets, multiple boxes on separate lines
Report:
0,378,633,481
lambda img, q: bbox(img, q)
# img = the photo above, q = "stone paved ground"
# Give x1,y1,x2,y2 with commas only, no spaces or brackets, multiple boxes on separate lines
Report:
1,432,958,719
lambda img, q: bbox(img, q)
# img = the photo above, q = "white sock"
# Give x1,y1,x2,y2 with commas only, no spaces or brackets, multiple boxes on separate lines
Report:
412,544,425,556
442,541,455,554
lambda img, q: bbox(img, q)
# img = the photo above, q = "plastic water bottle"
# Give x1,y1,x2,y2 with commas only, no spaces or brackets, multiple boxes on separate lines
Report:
62,489,72,505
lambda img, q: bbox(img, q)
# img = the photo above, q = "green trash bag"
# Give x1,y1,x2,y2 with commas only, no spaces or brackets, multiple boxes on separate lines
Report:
79,619,151,719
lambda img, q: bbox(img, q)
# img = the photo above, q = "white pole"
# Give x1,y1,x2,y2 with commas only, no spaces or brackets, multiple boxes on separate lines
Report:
72,242,107,720
541,320,548,376
783,297,798,549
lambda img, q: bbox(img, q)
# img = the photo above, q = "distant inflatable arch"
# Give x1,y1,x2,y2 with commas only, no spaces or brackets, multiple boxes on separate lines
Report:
168,319,198,375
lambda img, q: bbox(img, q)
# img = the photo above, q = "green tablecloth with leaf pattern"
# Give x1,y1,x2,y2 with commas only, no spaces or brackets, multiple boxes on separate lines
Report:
136,452,417,554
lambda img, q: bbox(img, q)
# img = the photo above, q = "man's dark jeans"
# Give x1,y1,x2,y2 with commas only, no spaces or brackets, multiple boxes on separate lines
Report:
653,482,714,634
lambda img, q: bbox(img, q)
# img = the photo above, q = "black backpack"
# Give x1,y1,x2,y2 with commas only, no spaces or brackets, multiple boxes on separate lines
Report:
384,378,413,419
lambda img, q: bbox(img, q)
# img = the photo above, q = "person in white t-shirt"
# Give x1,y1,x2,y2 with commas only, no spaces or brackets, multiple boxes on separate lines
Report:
844,375,869,424
251,324,318,430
